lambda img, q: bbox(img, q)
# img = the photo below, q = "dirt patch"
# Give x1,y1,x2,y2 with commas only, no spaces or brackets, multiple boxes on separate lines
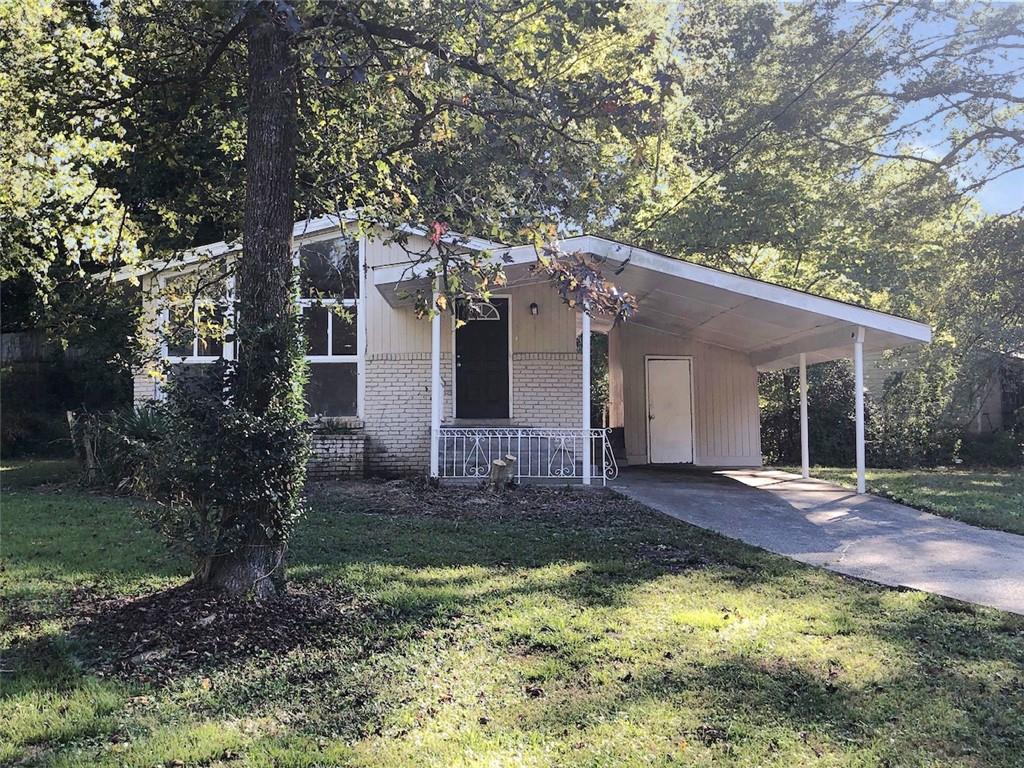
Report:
637,542,714,573
69,583,360,683
311,477,635,521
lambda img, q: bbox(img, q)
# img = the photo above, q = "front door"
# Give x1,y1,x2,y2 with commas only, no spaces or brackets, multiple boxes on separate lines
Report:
455,298,510,418
646,357,694,463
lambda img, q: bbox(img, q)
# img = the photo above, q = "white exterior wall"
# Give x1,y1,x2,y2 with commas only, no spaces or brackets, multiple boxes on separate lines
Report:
609,323,762,467
132,275,163,403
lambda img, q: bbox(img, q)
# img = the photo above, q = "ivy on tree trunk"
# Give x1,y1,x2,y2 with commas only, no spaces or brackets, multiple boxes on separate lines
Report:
201,7,302,599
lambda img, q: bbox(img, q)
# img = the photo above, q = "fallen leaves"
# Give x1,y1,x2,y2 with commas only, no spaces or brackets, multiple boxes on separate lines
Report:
70,583,359,684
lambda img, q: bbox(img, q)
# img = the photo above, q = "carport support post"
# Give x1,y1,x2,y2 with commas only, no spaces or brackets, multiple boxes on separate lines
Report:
799,353,809,479
853,327,866,494
581,312,592,485
429,293,441,479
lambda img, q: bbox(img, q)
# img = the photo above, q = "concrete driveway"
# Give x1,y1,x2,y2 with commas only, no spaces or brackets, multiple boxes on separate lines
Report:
613,467,1024,615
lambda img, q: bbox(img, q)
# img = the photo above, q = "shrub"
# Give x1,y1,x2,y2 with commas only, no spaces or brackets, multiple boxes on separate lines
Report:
103,404,170,494
126,361,311,577
956,432,1024,468
759,361,858,466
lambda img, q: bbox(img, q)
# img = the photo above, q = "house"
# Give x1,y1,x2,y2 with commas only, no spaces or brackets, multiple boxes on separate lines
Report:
863,349,1024,435
117,214,931,492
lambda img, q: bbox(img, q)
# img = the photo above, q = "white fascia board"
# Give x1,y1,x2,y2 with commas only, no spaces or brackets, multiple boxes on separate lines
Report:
393,223,507,252
107,240,242,283
107,214,352,283
572,236,931,344
111,213,502,284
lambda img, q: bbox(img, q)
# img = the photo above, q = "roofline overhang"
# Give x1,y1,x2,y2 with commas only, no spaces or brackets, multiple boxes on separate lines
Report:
373,233,931,352
105,212,506,283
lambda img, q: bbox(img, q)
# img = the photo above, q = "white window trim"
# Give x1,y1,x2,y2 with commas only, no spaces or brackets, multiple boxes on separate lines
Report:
294,232,365,418
158,267,230,365
156,232,365,418
297,298,359,363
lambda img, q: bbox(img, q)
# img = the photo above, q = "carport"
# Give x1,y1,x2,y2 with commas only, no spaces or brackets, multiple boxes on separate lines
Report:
530,236,931,491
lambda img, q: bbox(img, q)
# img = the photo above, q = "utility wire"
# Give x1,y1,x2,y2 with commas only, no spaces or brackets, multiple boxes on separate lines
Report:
632,0,906,242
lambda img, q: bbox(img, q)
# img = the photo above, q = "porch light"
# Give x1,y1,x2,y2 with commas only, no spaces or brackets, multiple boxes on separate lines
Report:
529,302,539,316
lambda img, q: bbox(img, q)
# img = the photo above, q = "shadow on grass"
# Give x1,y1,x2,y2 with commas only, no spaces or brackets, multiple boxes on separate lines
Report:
5,478,1024,765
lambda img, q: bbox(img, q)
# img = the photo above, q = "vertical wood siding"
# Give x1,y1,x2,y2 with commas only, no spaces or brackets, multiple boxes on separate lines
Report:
610,323,762,467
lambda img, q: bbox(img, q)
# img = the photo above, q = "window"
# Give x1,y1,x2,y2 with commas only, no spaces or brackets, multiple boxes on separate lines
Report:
297,236,360,417
156,234,362,418
161,270,229,362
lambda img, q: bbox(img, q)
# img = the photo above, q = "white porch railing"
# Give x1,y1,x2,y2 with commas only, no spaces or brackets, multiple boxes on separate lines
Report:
437,427,618,485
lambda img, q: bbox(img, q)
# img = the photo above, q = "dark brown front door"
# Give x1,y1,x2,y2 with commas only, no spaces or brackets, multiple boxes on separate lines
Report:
455,298,509,418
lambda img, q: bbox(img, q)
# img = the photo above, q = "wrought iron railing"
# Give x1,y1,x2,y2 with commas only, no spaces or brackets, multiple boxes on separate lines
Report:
437,427,618,485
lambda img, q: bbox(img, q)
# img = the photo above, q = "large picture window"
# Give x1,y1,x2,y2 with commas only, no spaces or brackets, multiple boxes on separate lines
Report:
158,233,362,419
298,235,360,417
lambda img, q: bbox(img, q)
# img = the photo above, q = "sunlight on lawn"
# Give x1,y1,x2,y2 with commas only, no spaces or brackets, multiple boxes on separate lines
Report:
3,468,1024,766
779,465,1024,535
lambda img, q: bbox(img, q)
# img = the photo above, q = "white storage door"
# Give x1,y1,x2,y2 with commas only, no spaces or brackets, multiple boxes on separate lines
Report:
646,357,694,463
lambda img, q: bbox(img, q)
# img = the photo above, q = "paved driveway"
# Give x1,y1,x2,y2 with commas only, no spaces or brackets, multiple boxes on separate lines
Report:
613,467,1024,615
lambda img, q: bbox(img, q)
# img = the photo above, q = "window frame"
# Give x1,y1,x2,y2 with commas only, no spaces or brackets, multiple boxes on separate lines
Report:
294,230,365,419
158,262,235,365
156,229,365,419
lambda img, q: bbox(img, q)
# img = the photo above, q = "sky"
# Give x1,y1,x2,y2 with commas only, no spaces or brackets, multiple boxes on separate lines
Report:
841,1,1024,214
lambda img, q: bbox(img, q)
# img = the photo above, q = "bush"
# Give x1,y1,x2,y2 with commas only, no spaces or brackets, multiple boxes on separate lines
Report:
956,432,1024,467
103,404,170,494
759,361,858,466
119,361,311,575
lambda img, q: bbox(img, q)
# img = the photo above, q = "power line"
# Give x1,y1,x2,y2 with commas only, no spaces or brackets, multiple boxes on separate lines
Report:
632,0,906,241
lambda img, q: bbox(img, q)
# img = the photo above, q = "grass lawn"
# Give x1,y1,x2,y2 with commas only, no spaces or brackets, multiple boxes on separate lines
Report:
779,465,1024,536
3,459,1024,767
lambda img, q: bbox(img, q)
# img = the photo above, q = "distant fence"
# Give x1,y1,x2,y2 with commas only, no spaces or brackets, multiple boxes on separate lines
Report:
1,331,83,365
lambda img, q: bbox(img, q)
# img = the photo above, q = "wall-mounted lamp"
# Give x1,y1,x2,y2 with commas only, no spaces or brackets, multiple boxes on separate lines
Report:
529,302,539,316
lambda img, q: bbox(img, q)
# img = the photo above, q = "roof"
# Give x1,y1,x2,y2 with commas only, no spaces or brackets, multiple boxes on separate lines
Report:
107,212,505,282
112,217,931,370
373,234,932,371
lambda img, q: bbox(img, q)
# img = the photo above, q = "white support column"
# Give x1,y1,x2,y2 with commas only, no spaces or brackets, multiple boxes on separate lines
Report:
429,299,442,479
581,312,592,485
799,352,809,479
853,326,866,494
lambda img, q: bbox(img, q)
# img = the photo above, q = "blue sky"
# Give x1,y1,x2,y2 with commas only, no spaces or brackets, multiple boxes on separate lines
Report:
840,1,1023,214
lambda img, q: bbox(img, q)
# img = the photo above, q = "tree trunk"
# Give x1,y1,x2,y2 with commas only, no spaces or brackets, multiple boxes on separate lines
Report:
203,5,299,599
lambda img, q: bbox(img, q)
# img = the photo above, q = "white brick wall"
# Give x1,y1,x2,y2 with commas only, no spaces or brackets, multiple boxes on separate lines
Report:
513,353,583,427
133,350,584,478
363,352,452,475
308,432,366,480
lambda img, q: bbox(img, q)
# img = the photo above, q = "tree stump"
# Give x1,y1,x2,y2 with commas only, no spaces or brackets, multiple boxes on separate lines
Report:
486,454,517,491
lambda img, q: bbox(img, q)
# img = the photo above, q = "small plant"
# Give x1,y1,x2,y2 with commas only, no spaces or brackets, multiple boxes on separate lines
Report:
105,404,170,494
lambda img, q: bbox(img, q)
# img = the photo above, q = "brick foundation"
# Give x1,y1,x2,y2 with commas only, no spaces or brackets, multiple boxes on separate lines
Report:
308,430,366,480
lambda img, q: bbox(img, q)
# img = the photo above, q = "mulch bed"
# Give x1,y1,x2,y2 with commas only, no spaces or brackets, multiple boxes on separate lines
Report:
311,477,639,520
69,582,361,684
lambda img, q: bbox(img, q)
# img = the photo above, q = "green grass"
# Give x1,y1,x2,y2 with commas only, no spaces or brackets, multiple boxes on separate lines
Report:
3,459,1024,766
780,465,1024,536
2,458,80,489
